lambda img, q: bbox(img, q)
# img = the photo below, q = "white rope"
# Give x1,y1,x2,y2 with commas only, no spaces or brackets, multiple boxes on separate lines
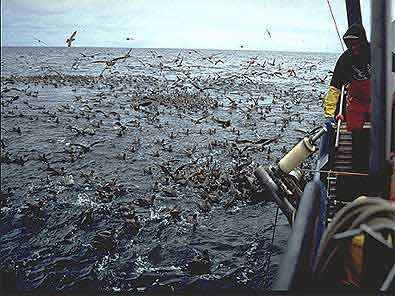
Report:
335,85,346,148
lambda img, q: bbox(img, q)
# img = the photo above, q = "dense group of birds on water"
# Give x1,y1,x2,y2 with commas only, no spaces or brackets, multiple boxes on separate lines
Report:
0,41,333,291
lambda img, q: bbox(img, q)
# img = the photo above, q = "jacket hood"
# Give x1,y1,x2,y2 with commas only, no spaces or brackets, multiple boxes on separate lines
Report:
343,23,368,49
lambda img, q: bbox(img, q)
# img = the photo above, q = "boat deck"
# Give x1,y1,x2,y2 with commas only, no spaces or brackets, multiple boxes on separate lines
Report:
327,122,371,221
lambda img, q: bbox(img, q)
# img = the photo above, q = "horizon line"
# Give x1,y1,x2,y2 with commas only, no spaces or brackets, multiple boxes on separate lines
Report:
0,45,341,55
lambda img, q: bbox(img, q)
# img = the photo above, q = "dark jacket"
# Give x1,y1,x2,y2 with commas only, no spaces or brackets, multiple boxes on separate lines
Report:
324,24,371,117
330,23,371,88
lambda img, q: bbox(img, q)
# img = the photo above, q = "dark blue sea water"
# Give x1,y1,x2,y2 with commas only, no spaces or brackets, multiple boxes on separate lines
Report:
0,46,337,293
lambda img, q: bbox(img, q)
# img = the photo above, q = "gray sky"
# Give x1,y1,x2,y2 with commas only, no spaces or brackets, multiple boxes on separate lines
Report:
1,0,393,53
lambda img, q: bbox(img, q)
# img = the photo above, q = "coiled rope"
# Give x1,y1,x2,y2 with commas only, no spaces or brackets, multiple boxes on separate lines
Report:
314,196,395,289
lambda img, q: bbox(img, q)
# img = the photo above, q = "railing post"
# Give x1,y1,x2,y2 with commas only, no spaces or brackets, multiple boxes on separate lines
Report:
369,0,392,198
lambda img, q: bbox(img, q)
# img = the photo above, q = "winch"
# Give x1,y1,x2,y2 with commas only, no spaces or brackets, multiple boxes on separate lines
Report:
255,126,327,224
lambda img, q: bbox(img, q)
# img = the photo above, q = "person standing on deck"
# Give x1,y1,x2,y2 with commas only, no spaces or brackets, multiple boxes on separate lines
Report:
323,23,371,174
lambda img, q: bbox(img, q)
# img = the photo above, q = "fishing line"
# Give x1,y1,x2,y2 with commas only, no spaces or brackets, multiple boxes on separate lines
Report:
264,206,280,284
271,206,279,246
299,168,369,176
325,0,345,51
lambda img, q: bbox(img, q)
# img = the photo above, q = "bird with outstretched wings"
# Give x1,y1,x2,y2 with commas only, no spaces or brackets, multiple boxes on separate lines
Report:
33,36,48,46
66,31,77,47
92,48,132,66
111,48,133,63
91,48,133,75
91,60,115,67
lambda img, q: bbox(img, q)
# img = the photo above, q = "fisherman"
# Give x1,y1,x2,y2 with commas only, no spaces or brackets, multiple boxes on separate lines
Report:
323,23,371,175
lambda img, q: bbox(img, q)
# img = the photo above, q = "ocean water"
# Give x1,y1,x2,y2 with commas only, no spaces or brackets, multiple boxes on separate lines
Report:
0,46,337,292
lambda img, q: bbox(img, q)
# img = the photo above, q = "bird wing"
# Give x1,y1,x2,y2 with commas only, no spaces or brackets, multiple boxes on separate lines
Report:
137,59,146,66
111,56,126,62
125,48,133,56
208,53,222,59
91,60,108,64
112,48,133,62
34,37,48,46
89,140,104,148
113,122,126,130
70,31,77,39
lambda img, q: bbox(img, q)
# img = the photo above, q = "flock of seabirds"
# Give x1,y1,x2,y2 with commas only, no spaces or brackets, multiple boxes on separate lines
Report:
0,30,332,289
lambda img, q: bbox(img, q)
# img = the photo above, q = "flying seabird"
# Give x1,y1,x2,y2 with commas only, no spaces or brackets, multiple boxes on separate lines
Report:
92,48,132,67
91,60,116,67
266,29,272,38
66,31,77,47
33,36,48,46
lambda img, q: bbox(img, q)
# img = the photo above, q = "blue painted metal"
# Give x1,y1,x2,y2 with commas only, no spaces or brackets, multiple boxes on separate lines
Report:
272,1,394,290
273,181,324,290
370,0,392,198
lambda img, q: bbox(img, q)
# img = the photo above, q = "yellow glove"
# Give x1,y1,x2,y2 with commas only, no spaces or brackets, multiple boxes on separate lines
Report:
324,86,341,118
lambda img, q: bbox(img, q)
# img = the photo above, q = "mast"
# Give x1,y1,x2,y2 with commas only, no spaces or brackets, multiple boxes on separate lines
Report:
370,0,392,198
345,0,362,26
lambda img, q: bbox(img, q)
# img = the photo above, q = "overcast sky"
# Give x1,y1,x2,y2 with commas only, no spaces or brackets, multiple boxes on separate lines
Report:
1,0,393,53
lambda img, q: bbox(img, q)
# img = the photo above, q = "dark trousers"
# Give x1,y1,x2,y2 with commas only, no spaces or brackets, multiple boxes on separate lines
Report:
352,130,370,173
351,129,370,197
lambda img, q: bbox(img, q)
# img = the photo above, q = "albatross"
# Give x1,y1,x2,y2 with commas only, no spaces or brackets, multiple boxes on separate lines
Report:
92,48,132,65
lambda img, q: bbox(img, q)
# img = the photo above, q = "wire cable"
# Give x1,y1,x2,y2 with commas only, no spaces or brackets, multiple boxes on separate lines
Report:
326,0,345,51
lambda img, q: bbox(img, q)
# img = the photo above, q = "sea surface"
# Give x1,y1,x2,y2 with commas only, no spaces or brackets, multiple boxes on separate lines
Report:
0,46,337,293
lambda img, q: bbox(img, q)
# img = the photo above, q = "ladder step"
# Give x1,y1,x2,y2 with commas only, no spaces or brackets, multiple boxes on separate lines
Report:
335,154,352,159
339,134,352,139
333,160,352,165
338,140,352,145
337,147,352,152
332,166,352,171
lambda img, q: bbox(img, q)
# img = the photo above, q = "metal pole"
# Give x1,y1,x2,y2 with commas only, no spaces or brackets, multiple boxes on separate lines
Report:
370,0,392,198
335,85,345,148
345,0,362,26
